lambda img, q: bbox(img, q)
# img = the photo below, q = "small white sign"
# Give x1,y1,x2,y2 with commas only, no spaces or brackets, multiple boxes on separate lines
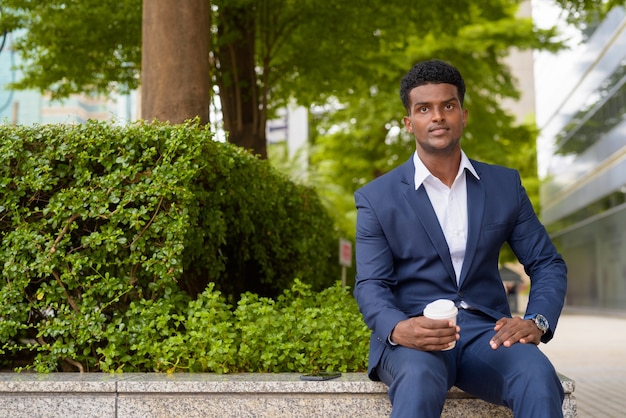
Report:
339,238,352,267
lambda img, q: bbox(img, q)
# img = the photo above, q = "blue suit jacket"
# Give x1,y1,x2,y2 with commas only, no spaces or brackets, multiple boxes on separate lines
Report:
353,157,567,379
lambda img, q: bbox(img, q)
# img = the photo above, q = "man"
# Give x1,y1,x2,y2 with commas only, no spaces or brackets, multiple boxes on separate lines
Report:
354,59,567,417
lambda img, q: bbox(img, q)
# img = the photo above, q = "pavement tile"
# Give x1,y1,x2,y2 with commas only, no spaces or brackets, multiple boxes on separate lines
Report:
539,313,626,418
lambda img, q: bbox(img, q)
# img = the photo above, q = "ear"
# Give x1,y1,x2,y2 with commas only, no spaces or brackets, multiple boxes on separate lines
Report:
403,116,412,132
462,109,468,127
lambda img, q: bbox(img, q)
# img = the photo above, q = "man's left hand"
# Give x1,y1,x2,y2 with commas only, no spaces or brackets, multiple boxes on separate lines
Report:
489,317,542,349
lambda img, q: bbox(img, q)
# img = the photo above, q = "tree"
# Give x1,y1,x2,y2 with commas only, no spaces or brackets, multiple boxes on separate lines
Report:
0,1,547,155
551,0,624,23
141,1,210,124
214,3,262,155
0,0,141,99
307,12,553,237
2,0,623,276
0,0,622,161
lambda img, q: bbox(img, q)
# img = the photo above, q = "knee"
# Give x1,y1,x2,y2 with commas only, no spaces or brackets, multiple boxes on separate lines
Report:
377,348,452,414
507,361,564,403
506,366,564,417
391,363,449,399
386,366,449,417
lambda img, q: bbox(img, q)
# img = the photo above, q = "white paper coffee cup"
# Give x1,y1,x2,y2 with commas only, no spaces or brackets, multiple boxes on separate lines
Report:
423,299,458,350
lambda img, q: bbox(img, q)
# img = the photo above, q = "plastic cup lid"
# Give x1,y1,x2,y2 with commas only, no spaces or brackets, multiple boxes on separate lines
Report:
424,299,458,318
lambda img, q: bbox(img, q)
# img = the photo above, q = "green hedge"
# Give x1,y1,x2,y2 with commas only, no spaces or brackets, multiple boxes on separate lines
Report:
0,120,365,372
99,279,369,373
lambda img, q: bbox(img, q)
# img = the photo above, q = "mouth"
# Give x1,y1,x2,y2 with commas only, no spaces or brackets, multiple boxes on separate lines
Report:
429,126,449,135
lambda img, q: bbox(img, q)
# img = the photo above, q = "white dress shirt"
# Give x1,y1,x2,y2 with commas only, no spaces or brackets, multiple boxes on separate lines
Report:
413,151,480,284
388,151,481,345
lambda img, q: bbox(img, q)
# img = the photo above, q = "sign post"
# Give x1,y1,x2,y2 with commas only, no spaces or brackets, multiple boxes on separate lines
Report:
339,238,352,286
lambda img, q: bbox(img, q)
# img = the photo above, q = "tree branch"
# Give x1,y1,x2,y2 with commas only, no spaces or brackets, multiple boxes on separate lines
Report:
49,213,80,254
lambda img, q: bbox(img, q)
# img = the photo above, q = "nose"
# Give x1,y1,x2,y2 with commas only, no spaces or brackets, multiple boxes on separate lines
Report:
432,107,445,122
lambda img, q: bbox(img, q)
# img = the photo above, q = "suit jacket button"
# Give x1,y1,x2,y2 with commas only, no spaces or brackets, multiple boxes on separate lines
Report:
458,292,464,297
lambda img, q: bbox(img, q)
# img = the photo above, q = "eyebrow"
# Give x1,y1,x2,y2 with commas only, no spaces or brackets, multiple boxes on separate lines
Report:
413,97,458,107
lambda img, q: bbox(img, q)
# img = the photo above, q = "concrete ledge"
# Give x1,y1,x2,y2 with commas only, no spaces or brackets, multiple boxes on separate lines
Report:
0,372,576,417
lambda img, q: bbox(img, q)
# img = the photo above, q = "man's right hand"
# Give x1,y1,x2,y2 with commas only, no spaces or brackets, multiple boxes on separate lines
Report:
390,316,460,351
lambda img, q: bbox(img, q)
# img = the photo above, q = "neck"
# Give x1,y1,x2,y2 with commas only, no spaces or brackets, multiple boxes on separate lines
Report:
418,149,461,188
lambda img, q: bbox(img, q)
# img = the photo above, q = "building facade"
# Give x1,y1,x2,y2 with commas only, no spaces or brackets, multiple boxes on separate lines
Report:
0,31,123,125
534,5,626,312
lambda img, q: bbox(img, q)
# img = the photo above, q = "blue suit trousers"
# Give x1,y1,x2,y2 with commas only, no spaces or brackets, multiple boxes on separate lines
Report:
375,309,564,418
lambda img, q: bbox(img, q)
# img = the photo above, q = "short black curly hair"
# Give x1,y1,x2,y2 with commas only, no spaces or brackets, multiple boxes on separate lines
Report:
400,60,466,113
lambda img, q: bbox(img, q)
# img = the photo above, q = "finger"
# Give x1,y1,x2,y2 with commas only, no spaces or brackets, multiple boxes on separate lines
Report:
417,328,459,350
493,317,509,331
490,326,520,348
423,337,458,351
490,330,512,349
491,335,518,349
423,318,456,330
519,332,540,345
499,326,537,347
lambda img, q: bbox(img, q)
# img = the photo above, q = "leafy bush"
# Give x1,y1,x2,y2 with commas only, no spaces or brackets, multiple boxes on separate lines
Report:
0,120,355,372
233,280,369,373
97,280,369,373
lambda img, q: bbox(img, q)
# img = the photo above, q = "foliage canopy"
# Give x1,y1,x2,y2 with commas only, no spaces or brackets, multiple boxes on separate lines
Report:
1,0,622,249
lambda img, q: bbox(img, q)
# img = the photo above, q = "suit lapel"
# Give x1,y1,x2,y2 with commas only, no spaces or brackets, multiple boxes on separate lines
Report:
402,176,457,285
459,171,485,285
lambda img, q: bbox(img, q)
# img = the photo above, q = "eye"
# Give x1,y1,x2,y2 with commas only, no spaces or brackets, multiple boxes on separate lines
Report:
445,103,455,110
419,106,429,113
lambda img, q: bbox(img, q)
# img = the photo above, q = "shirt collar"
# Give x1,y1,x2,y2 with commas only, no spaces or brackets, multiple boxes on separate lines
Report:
413,150,480,190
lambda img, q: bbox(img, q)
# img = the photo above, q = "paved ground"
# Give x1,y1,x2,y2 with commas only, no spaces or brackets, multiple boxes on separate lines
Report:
537,311,626,418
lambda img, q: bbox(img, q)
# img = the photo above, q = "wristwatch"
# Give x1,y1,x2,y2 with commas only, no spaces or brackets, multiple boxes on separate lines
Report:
525,314,549,334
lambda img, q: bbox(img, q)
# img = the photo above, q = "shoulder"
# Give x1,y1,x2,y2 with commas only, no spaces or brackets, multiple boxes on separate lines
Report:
470,159,517,175
356,158,412,198
470,159,520,183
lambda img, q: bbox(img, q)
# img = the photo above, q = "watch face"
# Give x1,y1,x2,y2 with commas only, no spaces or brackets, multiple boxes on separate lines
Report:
535,315,549,332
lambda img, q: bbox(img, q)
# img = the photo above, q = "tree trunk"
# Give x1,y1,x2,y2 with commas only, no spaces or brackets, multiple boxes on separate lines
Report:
215,4,267,159
141,0,210,124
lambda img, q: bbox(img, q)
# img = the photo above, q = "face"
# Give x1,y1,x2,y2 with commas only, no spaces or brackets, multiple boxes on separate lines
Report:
402,83,468,157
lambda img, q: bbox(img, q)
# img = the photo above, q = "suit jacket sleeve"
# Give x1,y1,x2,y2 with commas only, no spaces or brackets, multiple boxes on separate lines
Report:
353,189,409,343
507,173,567,343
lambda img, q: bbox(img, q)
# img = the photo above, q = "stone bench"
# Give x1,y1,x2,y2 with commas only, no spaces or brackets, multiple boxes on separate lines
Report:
0,372,576,417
